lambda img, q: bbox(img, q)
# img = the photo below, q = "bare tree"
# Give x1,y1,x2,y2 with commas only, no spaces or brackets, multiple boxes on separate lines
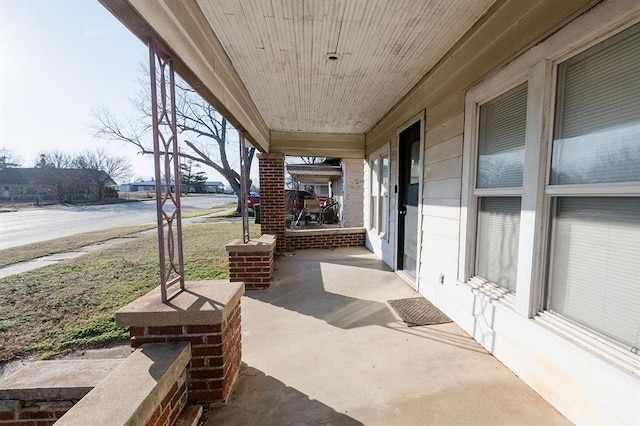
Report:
34,150,73,168
32,149,131,202
91,71,254,211
0,147,21,169
73,149,132,183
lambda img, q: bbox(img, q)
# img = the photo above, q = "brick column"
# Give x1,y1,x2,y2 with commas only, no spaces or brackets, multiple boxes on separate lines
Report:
258,152,286,251
115,281,244,405
227,234,276,290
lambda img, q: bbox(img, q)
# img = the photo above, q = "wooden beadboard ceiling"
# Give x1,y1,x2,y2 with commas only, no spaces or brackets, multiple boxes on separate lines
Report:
195,0,496,134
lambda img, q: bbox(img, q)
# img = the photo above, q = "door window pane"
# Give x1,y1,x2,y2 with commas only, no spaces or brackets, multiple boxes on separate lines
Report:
477,83,528,188
476,197,521,292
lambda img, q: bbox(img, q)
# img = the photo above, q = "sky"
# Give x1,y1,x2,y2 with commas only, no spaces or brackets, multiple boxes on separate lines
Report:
0,0,255,186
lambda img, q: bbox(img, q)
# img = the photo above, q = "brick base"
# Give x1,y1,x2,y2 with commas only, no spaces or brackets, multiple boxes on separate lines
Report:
145,369,187,426
226,234,276,290
128,303,241,404
285,228,365,251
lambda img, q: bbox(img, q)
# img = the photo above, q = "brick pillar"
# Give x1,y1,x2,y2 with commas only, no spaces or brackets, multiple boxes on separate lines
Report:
115,280,244,405
258,152,286,251
227,234,276,290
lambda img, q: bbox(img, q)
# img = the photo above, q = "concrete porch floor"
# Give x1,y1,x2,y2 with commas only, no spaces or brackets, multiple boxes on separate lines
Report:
206,247,570,425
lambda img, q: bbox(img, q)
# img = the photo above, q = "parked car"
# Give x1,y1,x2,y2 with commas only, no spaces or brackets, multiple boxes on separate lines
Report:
247,192,260,213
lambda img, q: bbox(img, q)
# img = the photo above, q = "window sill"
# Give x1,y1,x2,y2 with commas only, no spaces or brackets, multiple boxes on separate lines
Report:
464,276,516,309
534,311,640,378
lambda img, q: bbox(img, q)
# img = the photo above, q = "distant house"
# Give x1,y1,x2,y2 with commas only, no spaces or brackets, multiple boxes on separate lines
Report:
118,180,173,193
204,181,225,193
287,159,341,200
0,167,116,202
0,168,37,200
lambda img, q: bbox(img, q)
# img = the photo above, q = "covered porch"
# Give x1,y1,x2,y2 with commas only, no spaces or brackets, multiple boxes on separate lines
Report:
207,247,568,425
83,0,640,424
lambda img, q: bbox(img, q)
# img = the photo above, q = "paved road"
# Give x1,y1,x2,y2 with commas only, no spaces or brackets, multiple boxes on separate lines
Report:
0,194,237,250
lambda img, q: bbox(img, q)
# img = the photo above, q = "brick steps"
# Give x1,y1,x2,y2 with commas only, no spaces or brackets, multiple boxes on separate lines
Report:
175,405,203,426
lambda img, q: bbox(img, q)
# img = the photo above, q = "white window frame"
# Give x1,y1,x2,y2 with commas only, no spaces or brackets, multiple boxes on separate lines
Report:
470,81,530,298
369,144,390,239
543,23,640,353
459,0,640,369
460,70,545,314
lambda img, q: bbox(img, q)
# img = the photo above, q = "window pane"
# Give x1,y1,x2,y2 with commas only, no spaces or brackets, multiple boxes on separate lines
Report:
551,23,640,185
548,197,640,348
370,158,379,230
476,197,521,292
380,155,389,234
477,83,528,188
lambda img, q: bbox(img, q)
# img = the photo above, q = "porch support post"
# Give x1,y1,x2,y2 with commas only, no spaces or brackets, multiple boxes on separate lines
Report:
238,129,250,243
257,152,286,251
149,38,185,302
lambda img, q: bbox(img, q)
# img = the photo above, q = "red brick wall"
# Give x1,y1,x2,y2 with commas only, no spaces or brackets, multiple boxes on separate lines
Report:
286,229,366,251
228,249,274,290
128,302,242,404
0,400,73,425
144,370,187,426
257,153,286,251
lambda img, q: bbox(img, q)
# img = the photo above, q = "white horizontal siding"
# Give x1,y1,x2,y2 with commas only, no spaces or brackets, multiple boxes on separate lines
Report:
425,135,464,165
425,113,464,148
422,198,460,220
424,156,462,182
422,215,460,241
423,178,461,199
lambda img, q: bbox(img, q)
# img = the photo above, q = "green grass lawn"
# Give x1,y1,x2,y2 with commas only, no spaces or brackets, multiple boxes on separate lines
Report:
0,219,259,361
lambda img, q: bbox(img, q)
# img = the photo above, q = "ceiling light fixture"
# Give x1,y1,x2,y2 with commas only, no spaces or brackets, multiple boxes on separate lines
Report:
326,53,341,61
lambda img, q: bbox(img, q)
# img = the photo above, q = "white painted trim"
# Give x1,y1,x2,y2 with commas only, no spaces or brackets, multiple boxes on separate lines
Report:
394,110,426,290
458,96,476,283
473,187,522,197
416,113,425,293
368,143,391,236
514,60,553,317
397,111,424,134
545,182,640,196
363,160,372,231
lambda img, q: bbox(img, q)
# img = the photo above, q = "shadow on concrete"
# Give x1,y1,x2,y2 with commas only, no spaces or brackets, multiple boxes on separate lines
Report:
246,251,398,330
247,280,397,330
382,322,488,355
246,248,488,354
205,363,363,426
